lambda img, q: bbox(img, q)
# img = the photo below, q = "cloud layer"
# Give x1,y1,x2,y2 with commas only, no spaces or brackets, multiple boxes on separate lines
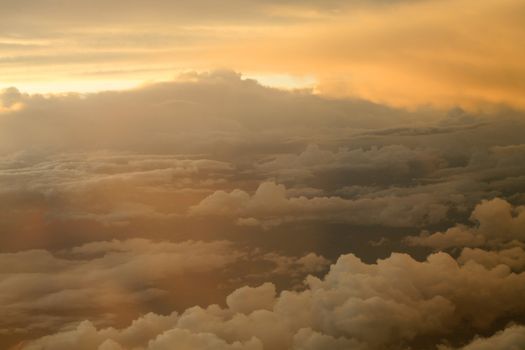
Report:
1,73,525,348
406,198,525,250
2,0,525,110
0,239,329,338
20,246,525,350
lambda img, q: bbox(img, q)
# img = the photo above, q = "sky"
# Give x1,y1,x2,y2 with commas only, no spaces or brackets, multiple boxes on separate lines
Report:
1,1,525,349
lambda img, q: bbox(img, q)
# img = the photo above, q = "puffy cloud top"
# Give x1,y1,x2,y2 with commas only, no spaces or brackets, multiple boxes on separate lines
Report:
21,248,525,349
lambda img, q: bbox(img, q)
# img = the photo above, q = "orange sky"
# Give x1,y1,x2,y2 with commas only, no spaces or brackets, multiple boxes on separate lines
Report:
3,2,525,348
1,0,525,110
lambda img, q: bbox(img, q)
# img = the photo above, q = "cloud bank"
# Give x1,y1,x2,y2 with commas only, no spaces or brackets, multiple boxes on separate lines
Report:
1,73,525,348
20,245,525,350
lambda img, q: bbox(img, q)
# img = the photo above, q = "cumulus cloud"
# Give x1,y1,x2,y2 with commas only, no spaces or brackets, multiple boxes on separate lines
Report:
20,249,525,350
0,239,239,333
292,328,366,350
406,198,525,250
457,247,525,272
0,239,328,337
190,181,451,228
20,313,179,350
148,329,264,350
439,324,525,350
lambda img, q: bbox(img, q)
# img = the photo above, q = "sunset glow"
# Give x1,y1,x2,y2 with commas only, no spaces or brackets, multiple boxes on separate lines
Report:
2,1,525,349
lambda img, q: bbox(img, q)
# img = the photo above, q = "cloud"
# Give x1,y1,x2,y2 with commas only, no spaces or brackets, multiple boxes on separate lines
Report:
1,72,525,349
0,239,240,332
457,247,525,272
0,152,233,194
20,249,525,350
439,324,525,350
0,88,24,113
256,143,447,183
292,328,366,350
406,198,525,249
20,314,179,350
1,75,524,256
226,283,276,315
190,181,451,228
0,71,426,154
0,238,329,340
148,329,263,350
2,0,525,109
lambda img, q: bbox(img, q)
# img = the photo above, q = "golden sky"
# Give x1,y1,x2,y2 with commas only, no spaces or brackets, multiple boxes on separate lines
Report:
3,2,525,349
2,0,525,110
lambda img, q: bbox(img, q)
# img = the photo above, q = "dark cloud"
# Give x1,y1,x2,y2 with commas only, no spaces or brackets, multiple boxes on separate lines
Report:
440,324,525,350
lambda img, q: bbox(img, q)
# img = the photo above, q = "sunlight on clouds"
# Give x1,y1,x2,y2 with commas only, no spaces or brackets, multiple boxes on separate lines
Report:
2,1,525,349
0,73,317,95
243,74,317,91
1,0,524,109
0,80,143,94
